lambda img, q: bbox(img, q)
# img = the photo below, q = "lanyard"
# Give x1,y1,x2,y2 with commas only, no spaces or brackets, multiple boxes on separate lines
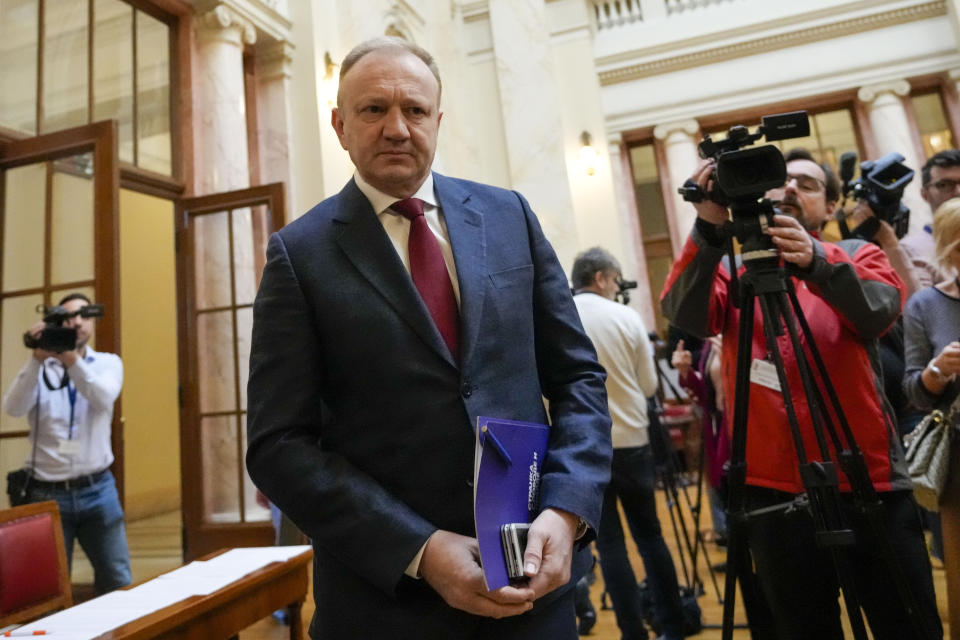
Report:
67,381,78,440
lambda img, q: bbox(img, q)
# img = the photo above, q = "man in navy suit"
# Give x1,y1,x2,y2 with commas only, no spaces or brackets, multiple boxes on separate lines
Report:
246,37,612,638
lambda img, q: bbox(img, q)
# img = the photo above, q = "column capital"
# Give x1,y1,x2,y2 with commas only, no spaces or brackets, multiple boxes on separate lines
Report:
606,131,624,149
256,40,295,80
857,79,910,104
196,3,257,46
653,119,699,141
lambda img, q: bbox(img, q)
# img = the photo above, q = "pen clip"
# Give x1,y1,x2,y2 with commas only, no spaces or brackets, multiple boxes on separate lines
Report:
481,425,512,466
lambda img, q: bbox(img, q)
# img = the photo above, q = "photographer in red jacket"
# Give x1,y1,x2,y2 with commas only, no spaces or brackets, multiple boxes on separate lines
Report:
661,151,941,639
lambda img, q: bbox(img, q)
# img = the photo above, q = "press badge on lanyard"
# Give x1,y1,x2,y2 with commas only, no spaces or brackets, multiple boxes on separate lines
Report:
57,381,81,455
750,357,782,392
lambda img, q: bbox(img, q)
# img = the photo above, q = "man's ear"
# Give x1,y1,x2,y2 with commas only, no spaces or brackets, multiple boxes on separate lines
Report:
824,199,838,218
592,271,605,288
921,185,931,205
330,108,348,150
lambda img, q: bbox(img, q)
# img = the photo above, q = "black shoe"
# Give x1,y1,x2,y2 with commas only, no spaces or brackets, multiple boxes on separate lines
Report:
577,609,596,635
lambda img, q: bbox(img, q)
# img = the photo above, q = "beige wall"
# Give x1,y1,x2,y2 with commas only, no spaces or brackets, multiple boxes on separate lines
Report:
119,189,180,519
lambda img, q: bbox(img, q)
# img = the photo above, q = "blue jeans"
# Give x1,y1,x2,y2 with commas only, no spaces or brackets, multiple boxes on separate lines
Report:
596,446,684,640
27,470,132,593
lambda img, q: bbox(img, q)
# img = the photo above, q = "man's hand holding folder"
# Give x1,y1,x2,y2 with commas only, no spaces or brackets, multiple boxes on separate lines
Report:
420,530,534,618
419,508,582,618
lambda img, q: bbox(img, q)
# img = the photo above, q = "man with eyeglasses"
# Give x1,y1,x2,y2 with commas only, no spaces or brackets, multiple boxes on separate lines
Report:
661,150,943,639
902,149,960,288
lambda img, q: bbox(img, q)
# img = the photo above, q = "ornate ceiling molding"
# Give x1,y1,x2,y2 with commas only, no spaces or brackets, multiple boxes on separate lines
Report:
653,119,699,140
598,1,946,86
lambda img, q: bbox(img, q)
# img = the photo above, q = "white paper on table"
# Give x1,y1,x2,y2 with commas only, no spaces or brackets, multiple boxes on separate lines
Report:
12,546,312,638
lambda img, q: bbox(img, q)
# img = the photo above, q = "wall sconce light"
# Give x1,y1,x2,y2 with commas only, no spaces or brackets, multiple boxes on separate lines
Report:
579,131,599,176
322,51,340,108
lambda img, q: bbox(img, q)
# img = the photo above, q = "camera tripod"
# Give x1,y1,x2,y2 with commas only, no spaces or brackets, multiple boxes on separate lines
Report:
718,211,933,640
650,357,722,600
649,353,755,634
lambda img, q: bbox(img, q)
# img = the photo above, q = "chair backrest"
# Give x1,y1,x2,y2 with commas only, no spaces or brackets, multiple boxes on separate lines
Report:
0,500,72,627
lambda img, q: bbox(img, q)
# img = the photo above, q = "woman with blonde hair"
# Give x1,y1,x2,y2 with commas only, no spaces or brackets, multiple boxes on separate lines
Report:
903,196,960,627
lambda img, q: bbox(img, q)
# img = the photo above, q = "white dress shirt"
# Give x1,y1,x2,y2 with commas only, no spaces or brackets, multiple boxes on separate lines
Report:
2,347,123,481
574,292,658,449
354,172,461,306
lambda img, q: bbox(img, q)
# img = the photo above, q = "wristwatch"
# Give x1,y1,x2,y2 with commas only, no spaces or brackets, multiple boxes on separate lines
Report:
574,517,589,540
927,359,952,383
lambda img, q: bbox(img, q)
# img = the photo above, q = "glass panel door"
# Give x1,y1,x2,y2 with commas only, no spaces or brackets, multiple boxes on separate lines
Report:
0,121,119,504
177,184,284,560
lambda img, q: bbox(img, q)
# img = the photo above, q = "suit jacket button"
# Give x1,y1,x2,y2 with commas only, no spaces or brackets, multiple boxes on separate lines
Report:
461,382,473,397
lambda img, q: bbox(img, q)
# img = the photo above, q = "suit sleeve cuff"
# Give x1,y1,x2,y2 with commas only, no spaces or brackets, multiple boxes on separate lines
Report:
404,541,428,579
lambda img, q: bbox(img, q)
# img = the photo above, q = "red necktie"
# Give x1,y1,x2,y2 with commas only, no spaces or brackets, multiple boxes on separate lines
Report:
392,198,460,359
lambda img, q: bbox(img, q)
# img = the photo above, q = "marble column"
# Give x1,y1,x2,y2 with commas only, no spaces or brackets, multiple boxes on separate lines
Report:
194,4,256,195
487,0,579,267
950,68,960,117
191,7,259,520
857,80,928,234
255,41,294,195
608,131,655,329
653,119,700,254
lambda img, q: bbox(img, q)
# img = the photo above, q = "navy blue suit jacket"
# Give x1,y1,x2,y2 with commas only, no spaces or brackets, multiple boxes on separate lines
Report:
246,173,611,632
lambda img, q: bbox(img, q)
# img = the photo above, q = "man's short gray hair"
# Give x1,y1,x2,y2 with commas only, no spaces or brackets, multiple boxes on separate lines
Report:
337,36,442,109
571,247,621,289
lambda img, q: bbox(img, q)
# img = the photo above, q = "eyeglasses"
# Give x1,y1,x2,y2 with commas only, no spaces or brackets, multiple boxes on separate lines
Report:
784,173,825,193
926,178,960,192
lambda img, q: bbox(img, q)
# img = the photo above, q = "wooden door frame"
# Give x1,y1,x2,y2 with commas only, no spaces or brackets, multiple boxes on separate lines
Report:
0,120,122,497
175,183,285,561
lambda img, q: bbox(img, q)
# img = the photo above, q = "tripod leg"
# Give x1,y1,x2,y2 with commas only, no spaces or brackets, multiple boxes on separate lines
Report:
784,286,938,640
721,286,757,640
758,292,870,640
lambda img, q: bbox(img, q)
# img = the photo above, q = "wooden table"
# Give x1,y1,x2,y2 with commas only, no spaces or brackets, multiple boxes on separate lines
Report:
99,547,312,640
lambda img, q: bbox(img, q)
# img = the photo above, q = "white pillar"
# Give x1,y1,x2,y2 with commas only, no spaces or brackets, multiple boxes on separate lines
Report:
255,41,295,197
653,119,700,253
194,5,256,195
950,68,960,114
857,80,928,235
487,0,579,267
608,131,655,328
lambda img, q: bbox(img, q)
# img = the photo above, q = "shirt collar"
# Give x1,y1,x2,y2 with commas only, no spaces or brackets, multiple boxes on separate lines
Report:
353,172,438,215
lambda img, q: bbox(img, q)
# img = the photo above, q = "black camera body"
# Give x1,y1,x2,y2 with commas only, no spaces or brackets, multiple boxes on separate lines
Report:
839,151,913,240
616,277,638,305
23,303,104,353
680,111,811,265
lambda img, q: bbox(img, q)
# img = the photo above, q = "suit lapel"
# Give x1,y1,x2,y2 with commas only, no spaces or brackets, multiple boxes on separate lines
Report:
332,179,456,367
435,174,487,370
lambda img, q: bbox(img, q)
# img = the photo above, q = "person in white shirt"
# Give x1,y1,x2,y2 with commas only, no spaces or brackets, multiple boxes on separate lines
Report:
572,247,686,640
3,292,130,593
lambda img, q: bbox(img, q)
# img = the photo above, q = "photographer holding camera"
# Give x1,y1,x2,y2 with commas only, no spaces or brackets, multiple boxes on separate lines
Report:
661,150,941,638
2,293,130,594
572,247,688,640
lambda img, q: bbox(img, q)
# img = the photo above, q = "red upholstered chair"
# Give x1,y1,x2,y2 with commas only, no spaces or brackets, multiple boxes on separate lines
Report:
0,501,72,627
